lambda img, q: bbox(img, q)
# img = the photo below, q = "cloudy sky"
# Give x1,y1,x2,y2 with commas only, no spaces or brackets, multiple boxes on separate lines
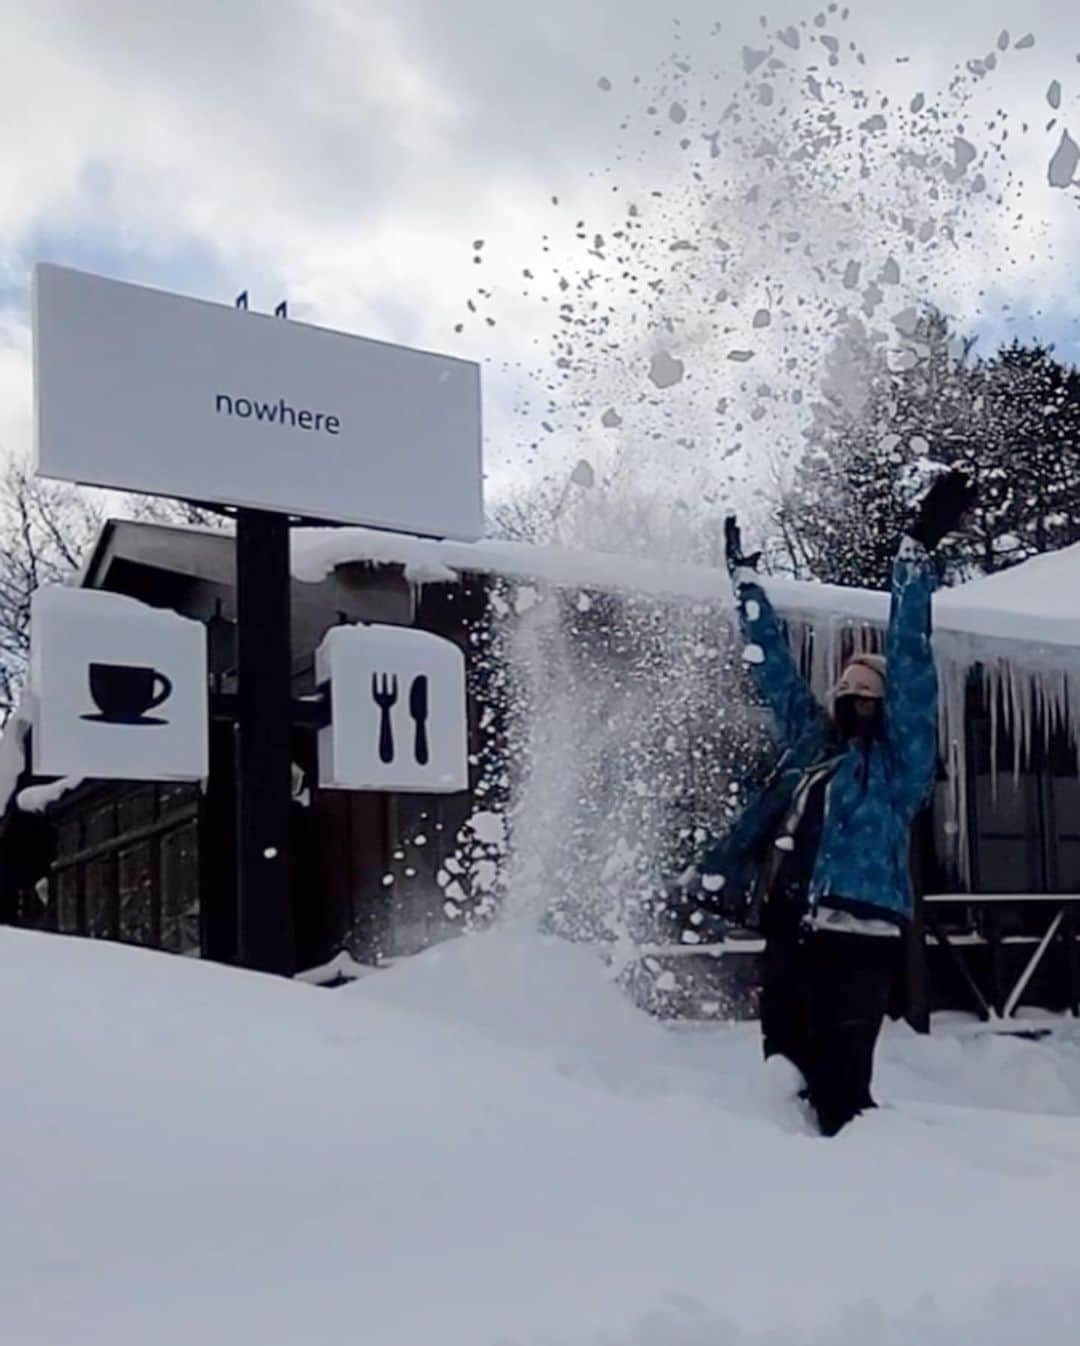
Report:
2,0,1079,514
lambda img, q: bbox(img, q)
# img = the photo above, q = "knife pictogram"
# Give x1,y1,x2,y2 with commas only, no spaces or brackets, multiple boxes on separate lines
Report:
409,675,429,765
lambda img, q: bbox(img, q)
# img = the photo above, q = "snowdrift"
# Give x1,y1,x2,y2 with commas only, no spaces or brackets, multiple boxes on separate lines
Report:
3,926,1080,1345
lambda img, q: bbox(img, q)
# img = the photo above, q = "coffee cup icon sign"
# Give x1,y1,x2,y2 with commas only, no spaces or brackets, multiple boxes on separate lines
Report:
81,662,173,725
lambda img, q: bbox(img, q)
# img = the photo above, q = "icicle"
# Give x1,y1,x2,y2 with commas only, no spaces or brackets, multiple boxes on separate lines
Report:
936,646,971,889
1052,669,1067,740
986,662,999,808
1021,670,1032,770
814,618,833,700
787,619,807,687
1005,660,1022,785
1036,670,1051,766
1069,668,1080,778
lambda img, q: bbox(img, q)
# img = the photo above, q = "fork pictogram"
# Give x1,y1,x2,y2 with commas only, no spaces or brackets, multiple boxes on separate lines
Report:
371,672,398,763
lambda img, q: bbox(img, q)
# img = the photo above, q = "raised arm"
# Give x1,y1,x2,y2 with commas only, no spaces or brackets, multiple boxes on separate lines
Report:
885,470,977,817
882,535,938,816
725,516,826,752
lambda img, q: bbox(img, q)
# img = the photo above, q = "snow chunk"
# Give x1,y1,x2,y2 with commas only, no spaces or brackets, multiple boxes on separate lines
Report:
514,585,541,615
743,599,761,622
702,873,726,893
569,459,595,489
1048,131,1079,188
648,350,686,389
404,560,458,585
469,811,507,847
774,835,795,852
742,644,765,665
892,306,921,337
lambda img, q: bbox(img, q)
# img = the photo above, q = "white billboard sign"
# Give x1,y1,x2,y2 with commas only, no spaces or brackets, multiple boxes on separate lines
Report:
33,263,484,539
316,624,468,793
31,586,209,782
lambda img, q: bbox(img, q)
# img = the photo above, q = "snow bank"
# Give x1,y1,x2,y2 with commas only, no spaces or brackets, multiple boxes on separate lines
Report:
4,924,1080,1346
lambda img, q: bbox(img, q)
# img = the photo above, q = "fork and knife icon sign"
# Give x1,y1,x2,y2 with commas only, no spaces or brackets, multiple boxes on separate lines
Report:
371,673,430,765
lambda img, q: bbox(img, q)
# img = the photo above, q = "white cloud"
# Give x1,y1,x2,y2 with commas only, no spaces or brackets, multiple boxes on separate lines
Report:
0,314,32,460
1,0,1080,496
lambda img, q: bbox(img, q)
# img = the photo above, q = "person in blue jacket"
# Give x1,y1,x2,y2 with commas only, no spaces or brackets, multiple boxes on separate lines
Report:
697,471,975,1135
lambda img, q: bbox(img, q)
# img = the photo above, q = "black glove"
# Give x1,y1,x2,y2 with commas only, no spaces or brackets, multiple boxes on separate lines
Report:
908,470,977,551
724,514,762,577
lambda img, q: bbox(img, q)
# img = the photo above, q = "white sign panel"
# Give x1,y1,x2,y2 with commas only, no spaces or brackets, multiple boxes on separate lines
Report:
31,586,209,782
33,263,484,539
316,624,468,793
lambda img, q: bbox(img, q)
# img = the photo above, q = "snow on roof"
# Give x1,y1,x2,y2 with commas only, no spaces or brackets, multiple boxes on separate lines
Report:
935,541,1080,650
292,526,890,621
291,527,1080,657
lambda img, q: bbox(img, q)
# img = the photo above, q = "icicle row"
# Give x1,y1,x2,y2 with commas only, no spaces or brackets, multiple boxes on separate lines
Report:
774,604,1080,895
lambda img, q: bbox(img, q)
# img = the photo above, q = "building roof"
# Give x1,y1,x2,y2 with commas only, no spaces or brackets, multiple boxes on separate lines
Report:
4,520,1077,856
935,541,1080,650
69,518,1080,659
80,518,236,591
290,526,1080,661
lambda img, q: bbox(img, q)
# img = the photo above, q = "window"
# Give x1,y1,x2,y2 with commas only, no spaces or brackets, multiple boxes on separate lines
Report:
47,785,200,955
118,842,155,945
160,821,199,955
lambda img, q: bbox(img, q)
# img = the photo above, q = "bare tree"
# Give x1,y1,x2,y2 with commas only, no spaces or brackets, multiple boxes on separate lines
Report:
0,455,233,723
126,492,232,532
0,457,105,721
486,477,566,545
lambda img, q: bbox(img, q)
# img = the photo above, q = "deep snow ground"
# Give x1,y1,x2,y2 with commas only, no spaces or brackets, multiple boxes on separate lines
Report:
2,925,1079,1346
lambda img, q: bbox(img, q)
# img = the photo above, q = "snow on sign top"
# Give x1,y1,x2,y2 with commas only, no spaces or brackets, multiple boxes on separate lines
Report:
32,264,484,539
30,584,209,783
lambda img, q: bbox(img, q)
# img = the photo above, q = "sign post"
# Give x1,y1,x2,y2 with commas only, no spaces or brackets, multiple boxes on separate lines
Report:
235,507,295,975
31,262,483,977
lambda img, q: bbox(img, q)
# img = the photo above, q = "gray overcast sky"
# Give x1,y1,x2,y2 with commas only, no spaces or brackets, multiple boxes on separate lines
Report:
2,0,1079,511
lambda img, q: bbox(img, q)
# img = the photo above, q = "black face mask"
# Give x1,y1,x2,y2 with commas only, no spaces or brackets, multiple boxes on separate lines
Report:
834,696,883,741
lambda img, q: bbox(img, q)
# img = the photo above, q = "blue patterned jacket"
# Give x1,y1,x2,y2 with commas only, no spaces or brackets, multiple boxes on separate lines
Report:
700,539,938,927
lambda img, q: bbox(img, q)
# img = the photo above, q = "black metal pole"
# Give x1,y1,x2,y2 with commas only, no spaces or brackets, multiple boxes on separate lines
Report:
235,507,295,974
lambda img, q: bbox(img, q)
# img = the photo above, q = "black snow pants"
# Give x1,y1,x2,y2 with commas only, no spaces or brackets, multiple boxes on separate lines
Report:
760,924,900,1137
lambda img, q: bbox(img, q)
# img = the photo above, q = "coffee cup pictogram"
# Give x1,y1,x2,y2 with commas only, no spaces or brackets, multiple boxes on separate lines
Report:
82,662,173,725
